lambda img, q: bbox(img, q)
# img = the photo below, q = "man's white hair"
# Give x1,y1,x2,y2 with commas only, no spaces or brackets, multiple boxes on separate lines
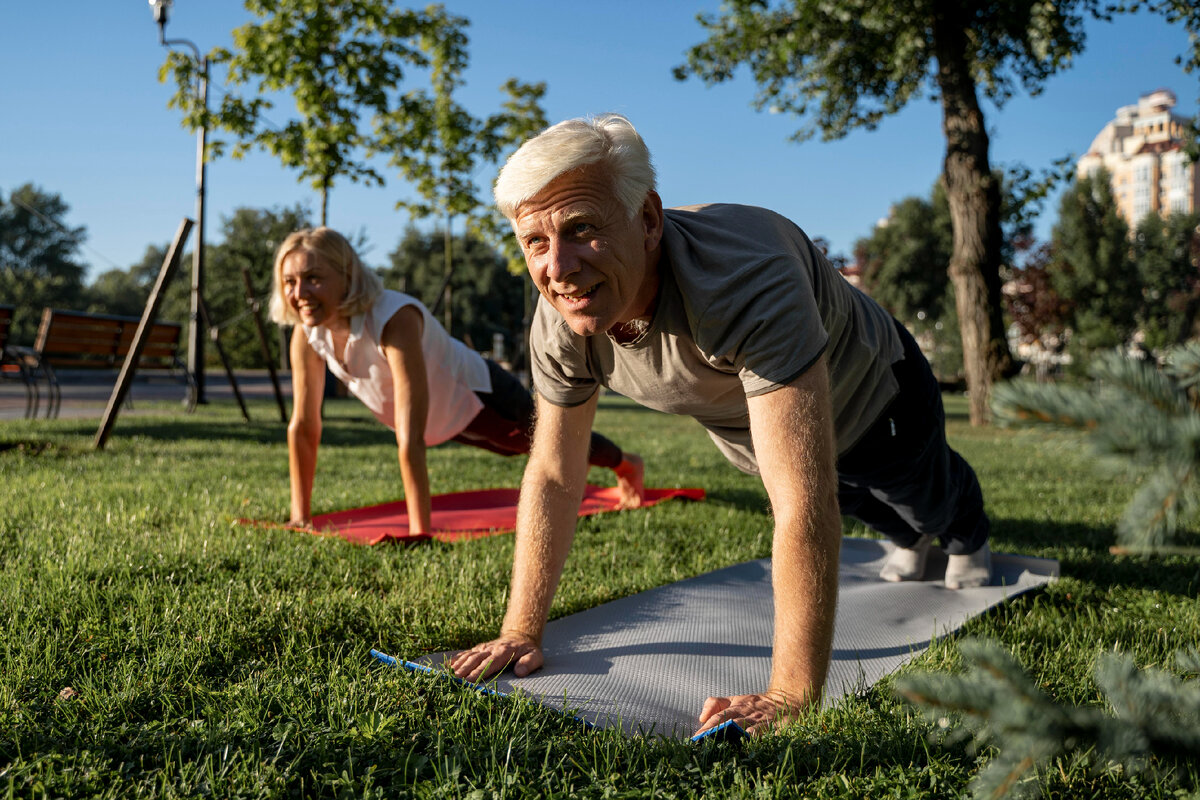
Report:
494,113,656,221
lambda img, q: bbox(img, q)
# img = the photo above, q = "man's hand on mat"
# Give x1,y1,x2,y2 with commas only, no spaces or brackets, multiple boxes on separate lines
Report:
695,689,803,736
449,632,543,683
613,453,644,510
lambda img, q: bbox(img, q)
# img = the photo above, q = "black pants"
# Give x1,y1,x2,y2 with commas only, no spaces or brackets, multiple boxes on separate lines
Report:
451,359,624,469
835,322,989,555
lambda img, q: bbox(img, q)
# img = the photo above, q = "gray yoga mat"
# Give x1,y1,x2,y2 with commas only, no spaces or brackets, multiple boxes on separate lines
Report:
395,537,1059,739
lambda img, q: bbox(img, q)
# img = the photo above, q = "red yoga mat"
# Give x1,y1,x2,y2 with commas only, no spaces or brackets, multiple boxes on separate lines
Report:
245,485,706,546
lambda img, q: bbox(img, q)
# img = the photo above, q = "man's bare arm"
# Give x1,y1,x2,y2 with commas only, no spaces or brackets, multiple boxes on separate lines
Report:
450,391,598,682
696,356,841,735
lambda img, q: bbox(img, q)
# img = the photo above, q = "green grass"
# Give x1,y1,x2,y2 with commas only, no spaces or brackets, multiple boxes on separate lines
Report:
1,395,1197,798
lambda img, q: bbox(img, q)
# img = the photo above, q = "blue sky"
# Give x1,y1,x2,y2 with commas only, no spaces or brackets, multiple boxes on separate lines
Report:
1,1,1195,281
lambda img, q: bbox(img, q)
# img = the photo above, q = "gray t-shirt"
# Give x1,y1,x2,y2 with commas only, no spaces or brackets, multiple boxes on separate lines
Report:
531,203,904,474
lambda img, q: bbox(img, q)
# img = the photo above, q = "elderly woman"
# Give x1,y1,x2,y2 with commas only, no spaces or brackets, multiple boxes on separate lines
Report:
269,227,643,532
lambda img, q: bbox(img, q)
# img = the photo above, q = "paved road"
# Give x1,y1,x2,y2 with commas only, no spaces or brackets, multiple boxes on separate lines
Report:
0,369,293,421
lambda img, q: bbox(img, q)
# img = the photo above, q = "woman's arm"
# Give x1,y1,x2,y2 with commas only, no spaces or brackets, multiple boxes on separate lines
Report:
287,325,327,526
380,305,432,535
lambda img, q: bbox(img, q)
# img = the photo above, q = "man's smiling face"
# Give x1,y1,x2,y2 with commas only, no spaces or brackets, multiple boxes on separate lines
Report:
514,164,663,338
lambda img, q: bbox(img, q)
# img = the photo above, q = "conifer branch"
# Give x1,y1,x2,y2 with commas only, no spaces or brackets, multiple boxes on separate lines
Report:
992,345,1200,554
896,639,1200,799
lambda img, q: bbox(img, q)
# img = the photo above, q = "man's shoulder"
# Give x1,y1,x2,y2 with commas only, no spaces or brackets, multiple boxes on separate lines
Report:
665,202,791,226
661,203,816,300
663,203,811,261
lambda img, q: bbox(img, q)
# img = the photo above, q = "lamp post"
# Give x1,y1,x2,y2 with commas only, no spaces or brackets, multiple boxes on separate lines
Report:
150,0,207,404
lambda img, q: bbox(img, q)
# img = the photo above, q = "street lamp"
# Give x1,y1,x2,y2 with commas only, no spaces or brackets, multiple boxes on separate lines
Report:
150,0,208,404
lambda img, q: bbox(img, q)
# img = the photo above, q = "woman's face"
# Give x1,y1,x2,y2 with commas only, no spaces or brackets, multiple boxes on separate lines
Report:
280,249,348,328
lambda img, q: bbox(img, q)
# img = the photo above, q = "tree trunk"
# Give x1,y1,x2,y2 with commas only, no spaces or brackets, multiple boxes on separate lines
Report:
931,12,1014,426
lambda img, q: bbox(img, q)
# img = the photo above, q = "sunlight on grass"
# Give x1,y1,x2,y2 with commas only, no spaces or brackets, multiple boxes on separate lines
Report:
0,394,1195,798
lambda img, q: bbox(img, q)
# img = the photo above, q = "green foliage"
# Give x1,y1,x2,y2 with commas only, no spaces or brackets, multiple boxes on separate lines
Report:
83,244,186,329
202,204,313,368
378,8,546,306
1132,211,1200,350
160,0,455,224
992,345,1200,552
159,1,546,240
81,206,311,369
896,638,1200,800
675,0,1096,143
0,184,87,343
380,227,525,353
1050,170,1139,355
85,267,153,320
853,181,962,382
675,0,1123,412
855,185,954,326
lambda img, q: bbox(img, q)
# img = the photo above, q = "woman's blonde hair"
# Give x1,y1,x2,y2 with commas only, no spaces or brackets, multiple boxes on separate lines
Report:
268,227,383,325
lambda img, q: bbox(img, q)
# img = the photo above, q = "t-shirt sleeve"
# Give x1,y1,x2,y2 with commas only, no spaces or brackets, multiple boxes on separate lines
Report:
696,252,830,398
529,297,600,407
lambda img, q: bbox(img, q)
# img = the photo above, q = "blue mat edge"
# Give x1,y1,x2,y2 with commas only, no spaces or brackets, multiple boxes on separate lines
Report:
368,649,747,742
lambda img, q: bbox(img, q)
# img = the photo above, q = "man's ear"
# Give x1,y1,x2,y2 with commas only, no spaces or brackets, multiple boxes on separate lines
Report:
642,191,665,251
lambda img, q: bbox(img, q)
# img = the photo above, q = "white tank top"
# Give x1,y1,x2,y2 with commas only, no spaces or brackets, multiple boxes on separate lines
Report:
305,290,491,445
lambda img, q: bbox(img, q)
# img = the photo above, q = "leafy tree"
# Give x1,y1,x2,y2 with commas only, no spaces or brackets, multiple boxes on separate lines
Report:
160,0,455,225
0,184,87,343
1133,211,1200,350
853,183,961,382
83,243,183,322
85,268,155,320
203,205,313,368
1050,170,1138,356
82,206,310,368
380,7,547,330
381,227,524,355
674,0,1124,424
856,187,955,326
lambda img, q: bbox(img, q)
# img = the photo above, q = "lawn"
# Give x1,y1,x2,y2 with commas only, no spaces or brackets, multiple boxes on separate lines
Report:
1,394,1196,798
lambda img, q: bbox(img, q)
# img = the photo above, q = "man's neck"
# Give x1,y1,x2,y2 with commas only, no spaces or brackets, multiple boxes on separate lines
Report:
609,257,661,345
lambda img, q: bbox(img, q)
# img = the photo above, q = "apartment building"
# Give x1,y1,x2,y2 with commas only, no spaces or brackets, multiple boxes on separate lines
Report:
1076,89,1199,225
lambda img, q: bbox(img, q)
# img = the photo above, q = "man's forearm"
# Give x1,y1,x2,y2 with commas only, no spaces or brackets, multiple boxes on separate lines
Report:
767,505,841,709
501,463,587,642
747,356,841,722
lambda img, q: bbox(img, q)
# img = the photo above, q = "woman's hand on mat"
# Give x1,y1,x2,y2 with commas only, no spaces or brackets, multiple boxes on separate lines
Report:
449,633,543,683
695,689,803,736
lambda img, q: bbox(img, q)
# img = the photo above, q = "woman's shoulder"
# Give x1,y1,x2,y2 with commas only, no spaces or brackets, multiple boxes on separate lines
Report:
367,290,427,340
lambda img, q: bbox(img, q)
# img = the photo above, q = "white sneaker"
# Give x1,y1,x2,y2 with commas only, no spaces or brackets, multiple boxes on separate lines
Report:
879,534,936,582
944,543,992,590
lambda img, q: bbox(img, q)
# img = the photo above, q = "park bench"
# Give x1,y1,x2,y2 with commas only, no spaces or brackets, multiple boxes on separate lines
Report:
0,304,37,419
18,308,197,419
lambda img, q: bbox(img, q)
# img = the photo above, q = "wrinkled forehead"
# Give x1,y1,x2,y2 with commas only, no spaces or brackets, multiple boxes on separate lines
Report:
513,166,620,228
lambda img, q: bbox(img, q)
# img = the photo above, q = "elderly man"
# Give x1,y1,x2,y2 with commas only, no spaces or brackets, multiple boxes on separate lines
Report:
450,114,992,735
